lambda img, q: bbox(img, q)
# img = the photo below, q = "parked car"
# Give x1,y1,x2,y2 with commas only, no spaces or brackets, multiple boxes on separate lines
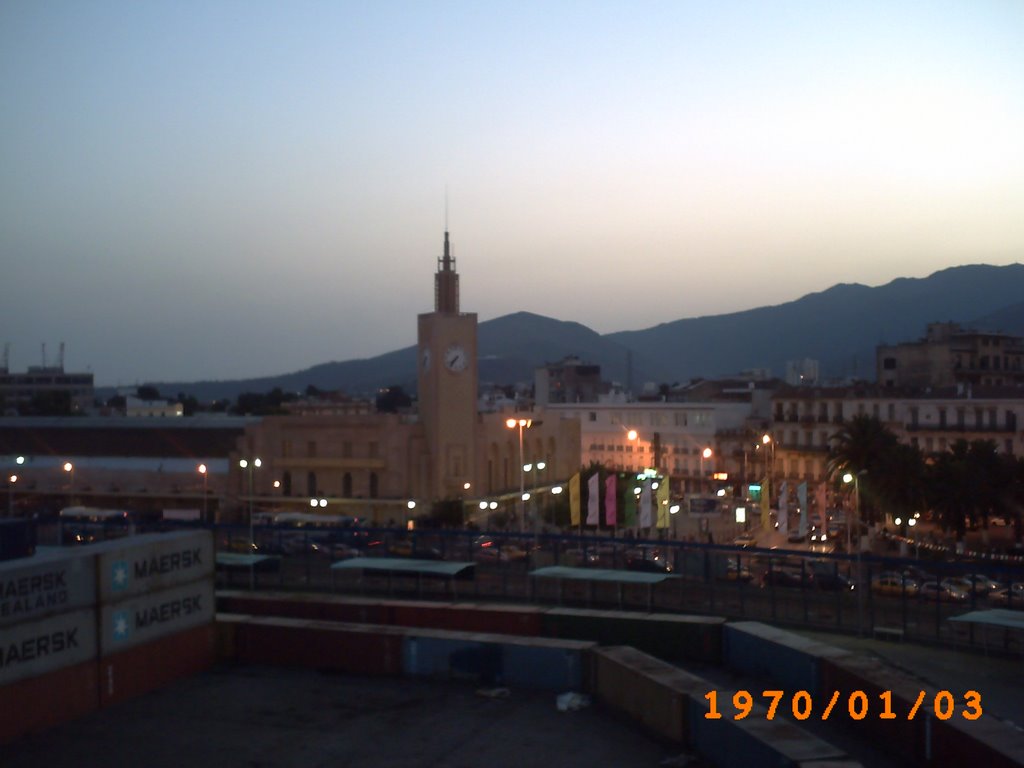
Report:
624,546,673,573
733,533,757,548
473,536,528,563
988,586,1024,608
814,571,856,591
761,567,810,588
872,573,919,597
918,580,968,602
959,574,1000,596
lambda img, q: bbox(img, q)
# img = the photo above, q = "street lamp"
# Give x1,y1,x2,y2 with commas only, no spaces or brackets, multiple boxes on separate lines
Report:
505,417,532,533
842,471,862,553
523,460,546,536
700,447,713,493
197,464,208,524
7,473,17,517
63,461,74,506
239,457,261,589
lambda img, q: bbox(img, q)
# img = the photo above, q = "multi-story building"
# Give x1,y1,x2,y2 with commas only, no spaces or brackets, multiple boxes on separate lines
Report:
534,357,604,405
877,322,1024,389
548,378,776,495
770,384,1024,490
0,363,94,415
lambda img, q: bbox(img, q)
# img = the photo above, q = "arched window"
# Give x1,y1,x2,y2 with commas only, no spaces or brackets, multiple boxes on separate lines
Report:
307,472,317,496
342,472,352,498
282,471,292,496
369,472,378,498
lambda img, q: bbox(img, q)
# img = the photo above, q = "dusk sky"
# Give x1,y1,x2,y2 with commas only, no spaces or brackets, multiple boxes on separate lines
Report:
2,2,1022,387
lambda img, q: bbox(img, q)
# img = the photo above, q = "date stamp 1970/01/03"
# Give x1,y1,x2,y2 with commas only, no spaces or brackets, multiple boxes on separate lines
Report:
704,690,982,722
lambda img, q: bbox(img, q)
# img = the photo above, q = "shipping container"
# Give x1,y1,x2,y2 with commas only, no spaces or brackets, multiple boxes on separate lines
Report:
0,548,96,627
0,659,98,745
91,530,214,601
99,578,214,655
0,608,96,686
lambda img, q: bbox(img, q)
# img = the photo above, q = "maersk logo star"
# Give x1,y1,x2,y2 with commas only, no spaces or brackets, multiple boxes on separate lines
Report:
112,610,130,641
111,561,130,591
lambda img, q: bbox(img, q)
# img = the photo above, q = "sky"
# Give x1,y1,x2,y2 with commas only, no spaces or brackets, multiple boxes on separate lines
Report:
2,1,1023,387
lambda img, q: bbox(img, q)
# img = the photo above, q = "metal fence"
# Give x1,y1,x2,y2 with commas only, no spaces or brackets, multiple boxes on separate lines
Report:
34,519,1024,657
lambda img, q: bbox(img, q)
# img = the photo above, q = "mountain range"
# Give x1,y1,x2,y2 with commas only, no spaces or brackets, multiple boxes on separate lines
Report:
138,263,1024,402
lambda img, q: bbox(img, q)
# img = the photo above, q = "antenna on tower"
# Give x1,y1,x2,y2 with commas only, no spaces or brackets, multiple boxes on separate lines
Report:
444,184,449,232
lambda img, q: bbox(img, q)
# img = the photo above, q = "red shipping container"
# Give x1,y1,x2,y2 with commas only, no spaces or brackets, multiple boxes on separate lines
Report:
99,623,215,708
0,660,98,745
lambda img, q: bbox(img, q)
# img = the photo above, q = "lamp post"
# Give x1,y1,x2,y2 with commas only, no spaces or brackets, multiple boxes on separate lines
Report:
63,461,75,507
239,457,261,590
505,418,532,534
7,473,17,517
700,447,713,494
197,464,208,524
524,460,546,538
843,469,866,635
842,471,862,553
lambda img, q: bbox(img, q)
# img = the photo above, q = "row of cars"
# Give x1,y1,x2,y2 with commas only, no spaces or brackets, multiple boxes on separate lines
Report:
871,569,1023,605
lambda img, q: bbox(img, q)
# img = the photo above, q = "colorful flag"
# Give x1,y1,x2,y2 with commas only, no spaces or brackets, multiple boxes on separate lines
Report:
760,477,771,530
639,480,652,528
569,473,581,527
586,472,600,525
605,474,617,526
655,477,670,529
797,482,808,536
778,481,789,535
624,482,638,528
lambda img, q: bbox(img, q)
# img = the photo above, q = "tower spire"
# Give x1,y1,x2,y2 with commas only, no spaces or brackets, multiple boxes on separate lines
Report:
434,230,459,314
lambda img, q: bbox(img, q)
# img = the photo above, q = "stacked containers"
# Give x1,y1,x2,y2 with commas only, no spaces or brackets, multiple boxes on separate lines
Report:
93,530,215,706
0,548,99,742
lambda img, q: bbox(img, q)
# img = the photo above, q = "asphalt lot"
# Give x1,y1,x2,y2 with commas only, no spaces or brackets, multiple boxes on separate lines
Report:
5,666,678,768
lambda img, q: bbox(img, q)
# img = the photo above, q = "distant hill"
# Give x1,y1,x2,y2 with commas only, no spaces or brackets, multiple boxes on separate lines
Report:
132,263,1024,402
606,263,1024,383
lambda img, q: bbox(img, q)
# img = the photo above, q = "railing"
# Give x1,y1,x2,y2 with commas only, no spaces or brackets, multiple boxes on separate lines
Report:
33,519,1024,658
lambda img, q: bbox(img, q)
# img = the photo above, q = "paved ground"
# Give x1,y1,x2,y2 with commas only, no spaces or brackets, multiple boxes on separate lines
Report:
5,667,681,768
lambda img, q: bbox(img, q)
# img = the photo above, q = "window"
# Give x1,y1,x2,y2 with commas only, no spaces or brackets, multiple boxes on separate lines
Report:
588,412,597,422
883,357,896,370
369,472,378,498
342,473,352,498
308,472,317,496
282,471,292,496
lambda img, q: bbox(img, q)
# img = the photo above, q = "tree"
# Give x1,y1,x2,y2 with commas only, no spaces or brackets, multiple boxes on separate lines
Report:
826,415,900,525
136,385,161,401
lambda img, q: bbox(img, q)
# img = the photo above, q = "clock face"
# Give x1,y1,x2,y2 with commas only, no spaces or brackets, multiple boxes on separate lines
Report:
444,344,468,373
422,348,431,371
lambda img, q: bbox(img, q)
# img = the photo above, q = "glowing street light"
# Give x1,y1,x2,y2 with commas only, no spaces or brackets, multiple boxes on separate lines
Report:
197,463,209,523
239,457,262,589
505,417,532,533
63,461,74,506
7,473,17,517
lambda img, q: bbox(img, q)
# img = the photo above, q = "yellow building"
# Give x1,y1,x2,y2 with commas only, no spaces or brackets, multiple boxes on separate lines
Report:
229,232,580,525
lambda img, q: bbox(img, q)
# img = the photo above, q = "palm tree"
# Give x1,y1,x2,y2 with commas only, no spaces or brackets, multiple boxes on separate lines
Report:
827,415,900,525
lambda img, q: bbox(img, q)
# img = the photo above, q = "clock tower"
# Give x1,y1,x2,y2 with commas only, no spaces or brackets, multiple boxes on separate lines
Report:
417,231,478,500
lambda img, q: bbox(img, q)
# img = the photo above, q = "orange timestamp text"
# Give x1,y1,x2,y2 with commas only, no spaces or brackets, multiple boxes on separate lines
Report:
704,689,982,722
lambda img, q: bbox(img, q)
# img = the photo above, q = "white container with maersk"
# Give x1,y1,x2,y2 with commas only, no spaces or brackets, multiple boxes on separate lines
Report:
86,530,214,603
0,549,97,628
98,578,214,655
